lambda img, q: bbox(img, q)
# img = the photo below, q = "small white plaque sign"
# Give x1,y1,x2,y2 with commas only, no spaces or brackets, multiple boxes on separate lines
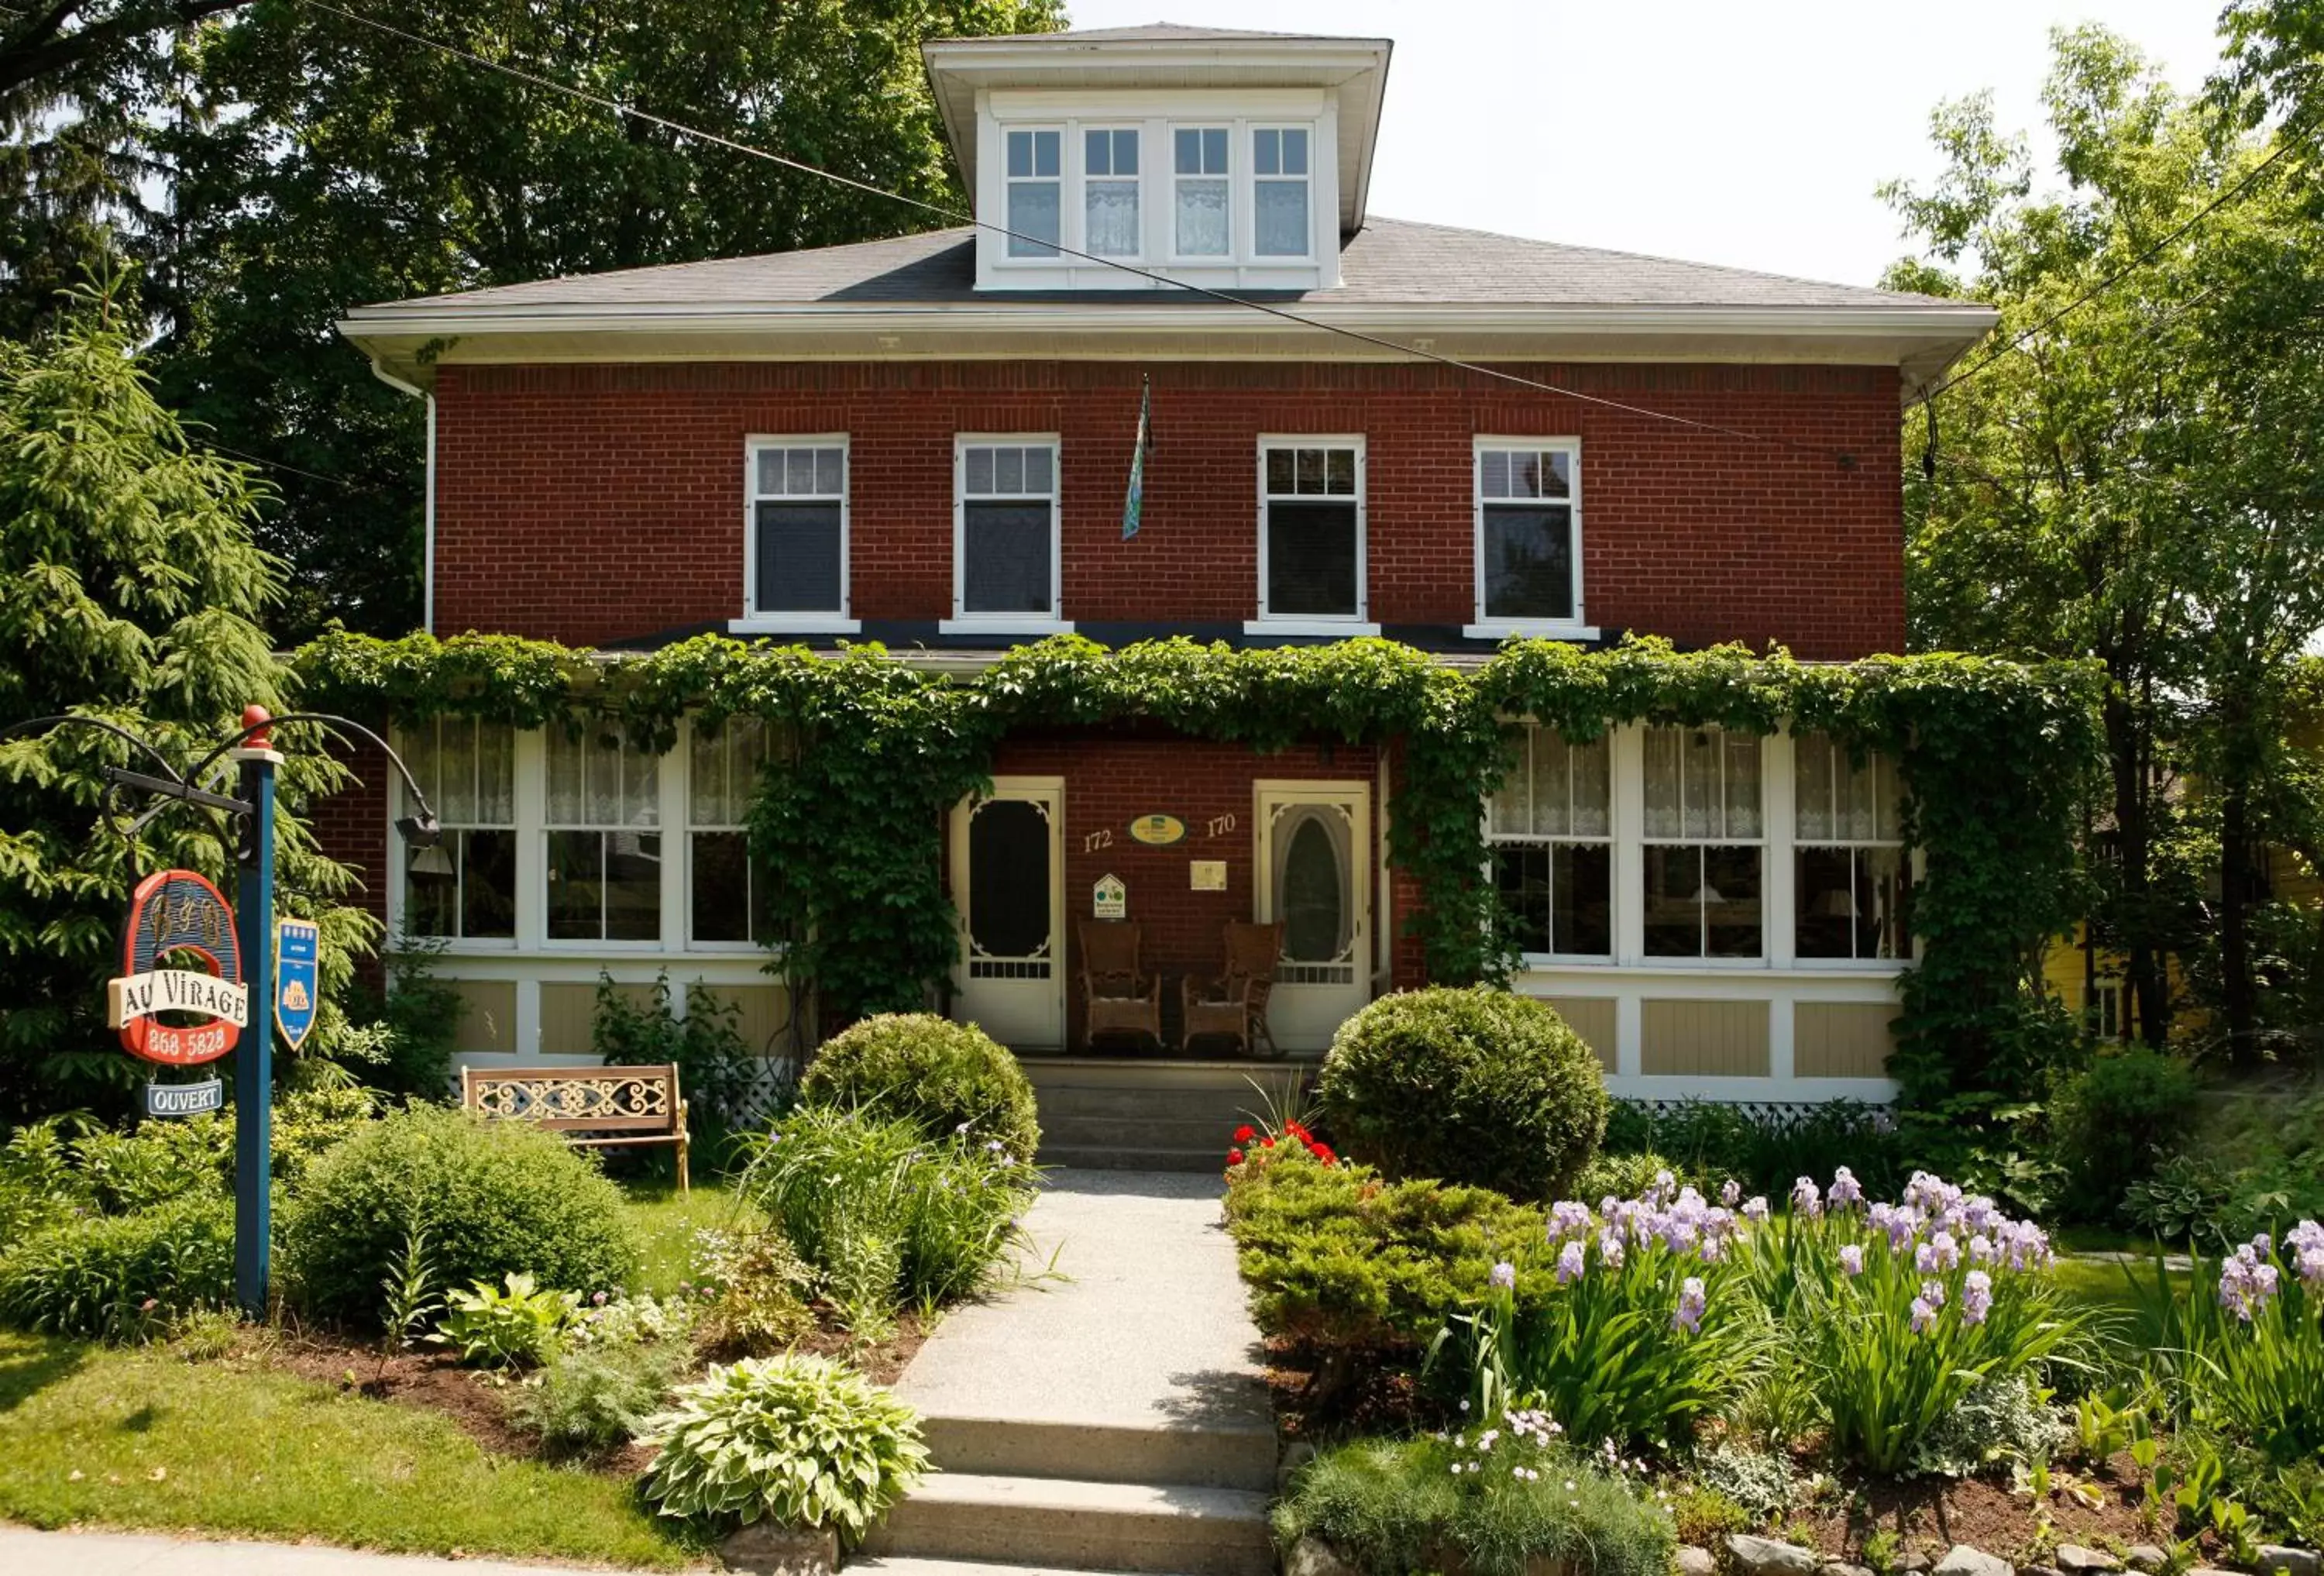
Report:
1189,860,1228,892
1093,873,1127,920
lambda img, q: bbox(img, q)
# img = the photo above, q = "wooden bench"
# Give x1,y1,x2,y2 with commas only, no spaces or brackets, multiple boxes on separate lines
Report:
461,1063,691,1193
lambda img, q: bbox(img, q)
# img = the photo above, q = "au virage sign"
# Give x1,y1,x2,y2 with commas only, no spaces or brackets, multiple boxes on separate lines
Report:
107,869,247,1066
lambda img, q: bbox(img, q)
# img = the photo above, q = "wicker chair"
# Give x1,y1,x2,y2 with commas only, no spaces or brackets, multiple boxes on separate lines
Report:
1180,920,1284,1058
1078,920,1164,1051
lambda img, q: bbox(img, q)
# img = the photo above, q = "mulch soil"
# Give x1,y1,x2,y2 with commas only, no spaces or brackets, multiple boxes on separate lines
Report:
1263,1337,2202,1569
256,1308,928,1478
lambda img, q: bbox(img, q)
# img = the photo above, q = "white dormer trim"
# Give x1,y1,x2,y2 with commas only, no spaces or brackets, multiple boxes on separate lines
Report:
973,88,1341,294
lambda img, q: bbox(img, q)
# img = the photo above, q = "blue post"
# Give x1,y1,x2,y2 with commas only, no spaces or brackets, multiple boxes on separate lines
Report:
231,706,280,1318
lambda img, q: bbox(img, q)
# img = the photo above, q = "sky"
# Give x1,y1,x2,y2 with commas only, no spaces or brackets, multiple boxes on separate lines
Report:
1064,1,2231,288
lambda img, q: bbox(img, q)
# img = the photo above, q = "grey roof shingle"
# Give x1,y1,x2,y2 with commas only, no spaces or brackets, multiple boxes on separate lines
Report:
373,216,1957,314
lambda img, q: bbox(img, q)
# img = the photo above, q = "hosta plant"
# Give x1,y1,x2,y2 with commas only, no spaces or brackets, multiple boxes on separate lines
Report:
429,1272,579,1368
1428,1172,1762,1451
638,1354,930,1540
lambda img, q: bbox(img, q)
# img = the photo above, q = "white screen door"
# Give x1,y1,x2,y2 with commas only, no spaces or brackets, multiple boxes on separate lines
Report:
951,778,1065,1051
1254,781,1371,1052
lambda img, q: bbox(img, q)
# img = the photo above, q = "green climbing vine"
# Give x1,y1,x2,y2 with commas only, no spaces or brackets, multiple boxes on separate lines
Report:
290,630,2102,1108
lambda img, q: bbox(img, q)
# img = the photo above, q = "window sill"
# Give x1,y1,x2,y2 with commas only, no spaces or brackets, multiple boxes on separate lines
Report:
1464,621,1601,643
729,615,860,636
938,618,1076,638
1243,619,1381,638
1514,958,1911,981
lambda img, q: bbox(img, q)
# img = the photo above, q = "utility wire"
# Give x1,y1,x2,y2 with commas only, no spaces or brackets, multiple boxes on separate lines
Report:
298,0,1865,463
1910,131,2305,409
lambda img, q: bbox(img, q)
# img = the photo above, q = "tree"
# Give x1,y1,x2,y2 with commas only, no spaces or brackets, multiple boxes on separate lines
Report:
1886,24,2324,1063
149,0,1062,642
0,266,372,1120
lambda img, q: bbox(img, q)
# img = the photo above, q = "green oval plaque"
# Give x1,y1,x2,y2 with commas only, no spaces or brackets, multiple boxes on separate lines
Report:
1129,814,1187,847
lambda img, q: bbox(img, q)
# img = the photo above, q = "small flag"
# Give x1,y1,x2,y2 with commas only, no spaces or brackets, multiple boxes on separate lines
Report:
1122,375,1152,539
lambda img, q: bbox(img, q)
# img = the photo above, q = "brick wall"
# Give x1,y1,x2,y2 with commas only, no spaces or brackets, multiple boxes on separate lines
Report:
432,360,1905,659
976,731,1402,1044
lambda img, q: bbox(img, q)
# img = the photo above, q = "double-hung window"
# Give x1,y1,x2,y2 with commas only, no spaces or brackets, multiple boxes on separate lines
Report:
395,717,516,941
545,729,662,943
1490,728,1613,958
688,717,773,947
1006,128,1061,256
1642,728,1764,958
1251,126,1311,256
1475,440,1583,628
1084,128,1140,257
1173,126,1229,256
746,439,847,623
954,438,1061,623
1257,439,1363,621
1793,733,1910,961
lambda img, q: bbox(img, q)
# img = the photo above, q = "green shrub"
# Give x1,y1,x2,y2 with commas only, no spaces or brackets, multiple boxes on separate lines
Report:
270,1086,380,1191
280,1104,638,1328
692,1229,816,1354
1687,1441,1800,1520
1910,1371,2071,1478
1224,1147,1543,1353
639,1354,930,1540
431,1272,580,1368
1604,1098,1906,1200
1572,1150,1693,1203
72,1117,232,1213
514,1339,689,1454
1272,1426,1674,1576
802,1013,1039,1161
2049,1049,2202,1223
738,1106,1032,1321
2123,1087,2324,1245
0,1120,90,1242
0,1196,235,1339
593,970,761,1136
1317,987,1608,1199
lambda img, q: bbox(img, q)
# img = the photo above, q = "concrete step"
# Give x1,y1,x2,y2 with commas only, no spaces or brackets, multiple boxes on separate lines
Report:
917,1415,1275,1492
847,1559,1204,1576
1037,1114,1245,1147
858,1473,1273,1576
1030,1086,1278,1116
1037,1144,1226,1172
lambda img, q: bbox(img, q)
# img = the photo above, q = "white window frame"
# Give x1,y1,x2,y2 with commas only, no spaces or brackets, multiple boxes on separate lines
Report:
390,716,519,949
1467,436,1597,641
1638,725,1769,964
1789,731,1911,969
1247,434,1377,636
1078,123,1143,260
1003,125,1064,258
731,435,856,636
541,727,667,951
1249,123,1315,260
1170,122,1233,261
682,717,776,953
1489,724,1616,964
944,434,1072,636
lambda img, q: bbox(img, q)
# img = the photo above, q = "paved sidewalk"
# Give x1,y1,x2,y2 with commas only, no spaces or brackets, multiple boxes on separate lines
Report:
893,1168,1270,1438
0,1524,679,1574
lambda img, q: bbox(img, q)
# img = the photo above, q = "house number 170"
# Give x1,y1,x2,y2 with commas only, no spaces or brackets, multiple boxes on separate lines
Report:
1205,814,1236,838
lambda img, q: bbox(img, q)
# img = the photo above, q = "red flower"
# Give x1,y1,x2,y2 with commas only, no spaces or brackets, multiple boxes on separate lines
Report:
1286,1122,1310,1141
1310,1144,1337,1165
1260,1137,1276,1148
1233,1124,1256,1144
1226,1148,1245,1166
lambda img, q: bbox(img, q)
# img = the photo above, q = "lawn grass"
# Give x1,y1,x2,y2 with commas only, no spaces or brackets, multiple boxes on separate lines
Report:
0,1330,708,1567
618,1179,760,1298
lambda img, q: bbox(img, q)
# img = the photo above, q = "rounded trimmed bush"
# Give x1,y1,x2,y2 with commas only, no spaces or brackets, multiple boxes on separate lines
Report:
1316,986,1609,1199
280,1104,639,1328
801,1013,1040,1160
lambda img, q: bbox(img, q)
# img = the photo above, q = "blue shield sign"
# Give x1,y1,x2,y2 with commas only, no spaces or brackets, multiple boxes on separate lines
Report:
274,919,320,1051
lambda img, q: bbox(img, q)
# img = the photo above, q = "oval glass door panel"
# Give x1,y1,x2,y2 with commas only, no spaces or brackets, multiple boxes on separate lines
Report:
1280,810,1350,965
968,797,1052,972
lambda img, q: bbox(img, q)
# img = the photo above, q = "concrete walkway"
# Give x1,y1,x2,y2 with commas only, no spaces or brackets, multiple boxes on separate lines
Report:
0,1525,661,1574
897,1168,1270,1440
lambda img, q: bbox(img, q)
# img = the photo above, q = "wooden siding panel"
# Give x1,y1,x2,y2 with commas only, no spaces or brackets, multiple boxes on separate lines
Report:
1794,1001,1896,1079
1640,999,1769,1077
448,979,517,1055
1545,996,1618,1072
540,981,655,1058
689,982,795,1058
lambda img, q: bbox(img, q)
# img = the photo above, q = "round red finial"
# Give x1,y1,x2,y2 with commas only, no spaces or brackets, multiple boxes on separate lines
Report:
242,704,273,749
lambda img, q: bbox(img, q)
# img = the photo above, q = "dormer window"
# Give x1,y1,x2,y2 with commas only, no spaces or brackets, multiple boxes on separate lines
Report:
1253,128,1311,256
1084,128,1140,257
1006,128,1061,256
1173,126,1231,256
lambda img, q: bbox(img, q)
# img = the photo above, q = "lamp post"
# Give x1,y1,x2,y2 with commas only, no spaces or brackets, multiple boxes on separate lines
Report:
3,704,439,1316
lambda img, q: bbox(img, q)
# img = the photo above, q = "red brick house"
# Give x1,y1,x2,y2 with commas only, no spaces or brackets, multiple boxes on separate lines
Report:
331,23,1994,1110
